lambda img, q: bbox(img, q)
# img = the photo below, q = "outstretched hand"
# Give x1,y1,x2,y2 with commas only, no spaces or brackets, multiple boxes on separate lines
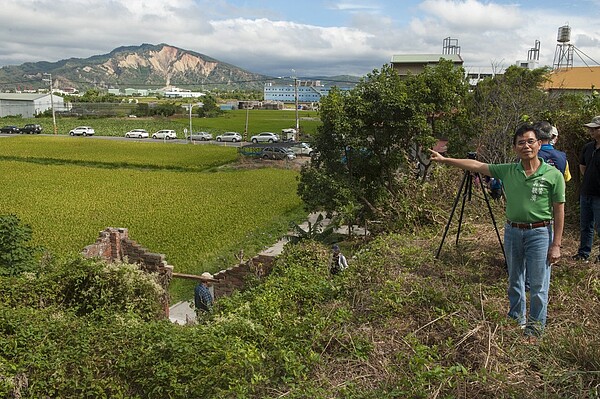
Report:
429,149,445,163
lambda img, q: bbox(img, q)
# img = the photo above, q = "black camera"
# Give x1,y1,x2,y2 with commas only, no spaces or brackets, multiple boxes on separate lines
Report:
467,152,477,160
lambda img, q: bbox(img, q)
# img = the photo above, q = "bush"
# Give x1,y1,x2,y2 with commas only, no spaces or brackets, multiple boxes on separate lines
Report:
0,214,39,277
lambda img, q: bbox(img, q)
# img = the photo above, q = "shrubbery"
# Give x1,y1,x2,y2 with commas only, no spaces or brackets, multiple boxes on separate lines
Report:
0,214,39,276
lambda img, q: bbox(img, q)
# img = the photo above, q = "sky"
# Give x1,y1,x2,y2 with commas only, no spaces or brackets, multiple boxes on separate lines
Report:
1,0,600,78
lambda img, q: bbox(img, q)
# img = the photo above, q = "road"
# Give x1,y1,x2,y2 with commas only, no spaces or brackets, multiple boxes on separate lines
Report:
0,133,247,147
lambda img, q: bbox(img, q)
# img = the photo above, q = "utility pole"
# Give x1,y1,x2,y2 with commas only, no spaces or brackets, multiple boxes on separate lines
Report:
189,101,193,139
292,69,299,134
244,105,249,140
43,73,57,134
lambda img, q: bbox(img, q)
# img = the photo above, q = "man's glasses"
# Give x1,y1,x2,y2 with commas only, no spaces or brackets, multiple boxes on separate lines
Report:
516,139,540,147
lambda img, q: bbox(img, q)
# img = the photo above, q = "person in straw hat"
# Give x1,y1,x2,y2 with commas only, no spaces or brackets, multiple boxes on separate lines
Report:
194,272,217,313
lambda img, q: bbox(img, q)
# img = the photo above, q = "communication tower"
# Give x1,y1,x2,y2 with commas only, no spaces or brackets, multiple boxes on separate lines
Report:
553,25,574,70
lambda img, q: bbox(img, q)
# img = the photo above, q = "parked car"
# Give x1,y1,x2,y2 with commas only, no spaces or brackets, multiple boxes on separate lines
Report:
251,132,279,143
125,129,149,138
21,124,42,134
187,131,213,141
216,132,242,142
261,146,296,160
290,142,314,156
69,126,95,136
0,125,20,134
152,129,177,140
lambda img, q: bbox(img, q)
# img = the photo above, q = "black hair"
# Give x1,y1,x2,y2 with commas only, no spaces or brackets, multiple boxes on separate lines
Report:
512,123,540,145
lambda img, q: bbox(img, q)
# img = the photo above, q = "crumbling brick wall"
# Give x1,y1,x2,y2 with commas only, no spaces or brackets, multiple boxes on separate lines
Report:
172,254,276,299
82,227,173,317
211,254,275,298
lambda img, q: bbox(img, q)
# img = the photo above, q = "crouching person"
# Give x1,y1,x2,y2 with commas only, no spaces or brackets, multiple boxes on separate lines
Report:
195,272,217,314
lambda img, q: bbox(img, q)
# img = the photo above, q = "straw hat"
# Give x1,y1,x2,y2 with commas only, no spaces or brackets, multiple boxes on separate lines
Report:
199,272,217,282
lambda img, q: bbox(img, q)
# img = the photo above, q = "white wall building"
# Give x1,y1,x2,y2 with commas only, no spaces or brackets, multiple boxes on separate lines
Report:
0,93,69,118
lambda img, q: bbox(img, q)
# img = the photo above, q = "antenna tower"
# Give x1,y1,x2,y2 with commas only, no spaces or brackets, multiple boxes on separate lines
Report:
442,37,460,55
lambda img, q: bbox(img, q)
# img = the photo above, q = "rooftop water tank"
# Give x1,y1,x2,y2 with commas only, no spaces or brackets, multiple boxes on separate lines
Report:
557,25,571,43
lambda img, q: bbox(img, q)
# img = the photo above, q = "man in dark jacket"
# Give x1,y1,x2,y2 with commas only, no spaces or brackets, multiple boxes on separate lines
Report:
573,116,600,263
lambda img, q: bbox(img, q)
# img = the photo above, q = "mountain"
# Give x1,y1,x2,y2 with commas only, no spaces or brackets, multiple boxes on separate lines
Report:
0,43,271,92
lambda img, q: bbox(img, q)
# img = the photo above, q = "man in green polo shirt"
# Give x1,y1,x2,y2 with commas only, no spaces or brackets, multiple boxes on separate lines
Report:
429,123,565,338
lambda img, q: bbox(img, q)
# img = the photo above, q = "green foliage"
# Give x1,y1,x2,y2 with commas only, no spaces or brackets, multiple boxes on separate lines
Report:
285,213,338,244
197,94,223,118
67,88,121,103
462,65,553,163
0,214,38,276
300,62,468,232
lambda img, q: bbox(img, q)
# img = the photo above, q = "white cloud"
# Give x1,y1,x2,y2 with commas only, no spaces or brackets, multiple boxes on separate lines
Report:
1,0,600,77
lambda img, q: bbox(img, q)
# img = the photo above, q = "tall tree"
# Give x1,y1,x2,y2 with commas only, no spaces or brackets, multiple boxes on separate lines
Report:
299,61,469,231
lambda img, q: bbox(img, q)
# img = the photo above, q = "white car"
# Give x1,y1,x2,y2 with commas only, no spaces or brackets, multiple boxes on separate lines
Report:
69,126,95,136
291,142,314,156
125,129,149,138
251,132,279,143
187,131,213,141
216,132,242,142
152,129,177,140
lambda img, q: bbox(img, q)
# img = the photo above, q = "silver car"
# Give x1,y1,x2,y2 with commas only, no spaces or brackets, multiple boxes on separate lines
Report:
69,126,95,136
187,131,213,141
152,129,177,140
251,132,279,143
216,132,242,142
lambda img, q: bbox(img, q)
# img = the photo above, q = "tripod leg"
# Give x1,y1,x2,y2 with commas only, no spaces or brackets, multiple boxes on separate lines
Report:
455,172,472,245
436,169,469,259
474,172,507,267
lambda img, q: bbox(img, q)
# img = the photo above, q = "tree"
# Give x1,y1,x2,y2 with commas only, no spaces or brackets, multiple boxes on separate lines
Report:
299,62,469,231
460,66,554,163
197,94,223,118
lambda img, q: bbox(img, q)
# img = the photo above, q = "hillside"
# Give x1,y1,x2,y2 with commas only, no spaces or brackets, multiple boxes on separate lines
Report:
2,213,599,397
0,43,271,91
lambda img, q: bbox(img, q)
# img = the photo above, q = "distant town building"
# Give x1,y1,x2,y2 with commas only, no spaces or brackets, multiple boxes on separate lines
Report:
390,54,464,76
263,80,351,103
0,93,70,118
161,87,205,98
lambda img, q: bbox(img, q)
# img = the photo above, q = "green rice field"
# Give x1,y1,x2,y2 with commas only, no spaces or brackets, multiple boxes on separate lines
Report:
0,136,306,301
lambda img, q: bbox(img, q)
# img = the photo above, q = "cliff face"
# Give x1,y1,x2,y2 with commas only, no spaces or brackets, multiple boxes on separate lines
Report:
0,43,268,91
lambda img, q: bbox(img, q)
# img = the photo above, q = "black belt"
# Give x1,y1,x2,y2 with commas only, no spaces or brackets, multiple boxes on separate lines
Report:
507,220,552,229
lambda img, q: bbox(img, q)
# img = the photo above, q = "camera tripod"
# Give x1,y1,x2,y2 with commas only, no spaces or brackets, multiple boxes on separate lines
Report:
435,167,506,266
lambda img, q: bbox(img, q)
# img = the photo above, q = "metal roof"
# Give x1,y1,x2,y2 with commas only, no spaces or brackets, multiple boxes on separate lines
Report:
544,66,600,90
0,93,55,101
390,54,463,64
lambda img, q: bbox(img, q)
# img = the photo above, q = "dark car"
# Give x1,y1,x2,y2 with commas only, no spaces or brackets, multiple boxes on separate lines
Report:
0,125,20,134
20,124,43,134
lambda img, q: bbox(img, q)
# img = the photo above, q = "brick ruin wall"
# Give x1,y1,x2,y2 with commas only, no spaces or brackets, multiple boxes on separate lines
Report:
210,254,275,299
81,228,277,317
81,228,174,317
